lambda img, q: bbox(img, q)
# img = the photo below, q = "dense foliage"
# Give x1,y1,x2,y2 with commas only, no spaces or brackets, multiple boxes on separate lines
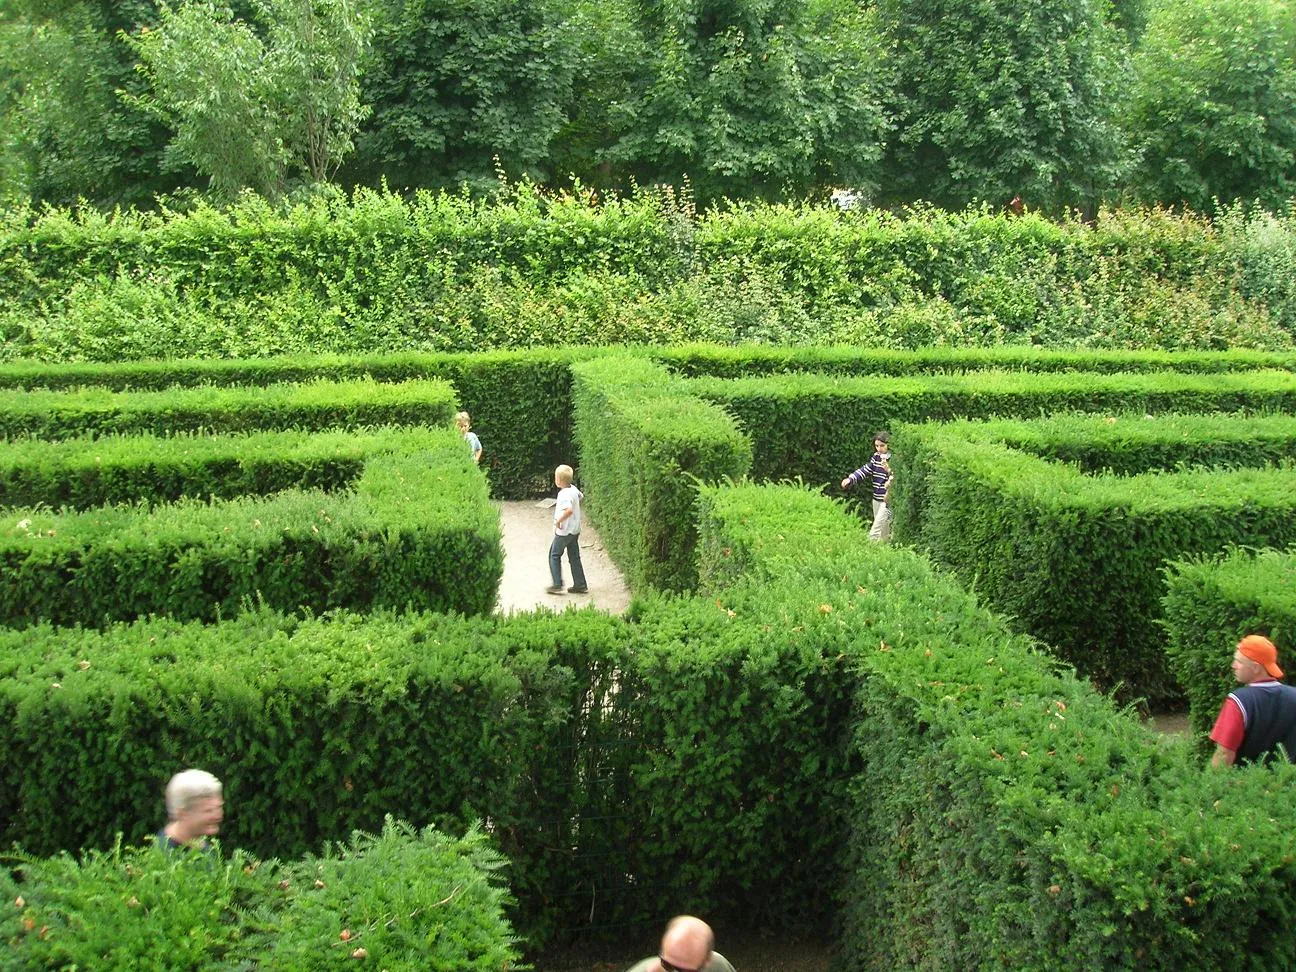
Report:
2,0,1294,210
4,349,1296,967
0,819,522,970
875,0,1124,209
124,0,373,199
1123,0,1296,213
1,192,1295,363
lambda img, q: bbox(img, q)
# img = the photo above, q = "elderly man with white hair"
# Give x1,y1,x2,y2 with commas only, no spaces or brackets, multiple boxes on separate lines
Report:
156,768,224,851
627,915,736,972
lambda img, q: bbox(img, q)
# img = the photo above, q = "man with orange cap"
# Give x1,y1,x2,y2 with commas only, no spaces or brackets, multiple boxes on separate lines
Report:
1210,635,1296,767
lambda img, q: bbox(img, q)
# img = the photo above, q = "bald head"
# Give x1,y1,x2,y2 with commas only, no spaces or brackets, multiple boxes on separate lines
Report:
659,915,714,971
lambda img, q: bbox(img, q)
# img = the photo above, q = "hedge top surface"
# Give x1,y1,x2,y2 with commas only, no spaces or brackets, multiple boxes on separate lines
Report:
1,344,1293,393
687,367,1296,398
0,376,456,418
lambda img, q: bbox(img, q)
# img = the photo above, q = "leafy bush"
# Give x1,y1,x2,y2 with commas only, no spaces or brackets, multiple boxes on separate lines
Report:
0,819,523,971
2,193,1295,360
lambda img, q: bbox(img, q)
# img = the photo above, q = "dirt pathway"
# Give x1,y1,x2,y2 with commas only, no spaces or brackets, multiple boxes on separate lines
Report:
494,501,633,616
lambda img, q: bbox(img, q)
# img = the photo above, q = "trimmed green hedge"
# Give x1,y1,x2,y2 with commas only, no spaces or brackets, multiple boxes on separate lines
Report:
0,377,457,440
0,351,583,500
890,429,1296,704
6,477,1296,964
0,427,501,625
0,427,374,509
3,347,1292,499
0,596,849,946
0,607,629,943
657,343,1296,377
1163,547,1296,739
570,357,752,591
695,481,1296,970
0,819,521,971
891,411,1296,536
687,368,1296,493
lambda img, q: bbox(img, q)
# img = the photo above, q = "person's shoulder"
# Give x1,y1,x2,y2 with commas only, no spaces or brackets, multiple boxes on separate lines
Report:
709,952,737,972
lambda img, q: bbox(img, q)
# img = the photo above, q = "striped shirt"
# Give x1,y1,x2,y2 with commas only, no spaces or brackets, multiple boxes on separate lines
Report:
846,452,892,501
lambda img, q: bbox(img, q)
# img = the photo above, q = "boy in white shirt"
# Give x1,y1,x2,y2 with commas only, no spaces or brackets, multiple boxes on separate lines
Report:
546,464,588,594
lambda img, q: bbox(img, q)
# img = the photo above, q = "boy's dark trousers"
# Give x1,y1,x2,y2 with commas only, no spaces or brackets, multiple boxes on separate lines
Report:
549,533,587,588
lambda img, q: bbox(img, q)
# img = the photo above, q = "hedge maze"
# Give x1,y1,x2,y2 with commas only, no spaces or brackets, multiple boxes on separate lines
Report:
4,347,1296,968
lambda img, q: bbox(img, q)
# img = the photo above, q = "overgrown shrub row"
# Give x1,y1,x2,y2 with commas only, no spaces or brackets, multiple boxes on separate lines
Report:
695,481,1296,969
2,195,1295,360
0,819,521,971
570,357,751,592
1163,547,1296,740
0,427,502,626
891,422,1296,703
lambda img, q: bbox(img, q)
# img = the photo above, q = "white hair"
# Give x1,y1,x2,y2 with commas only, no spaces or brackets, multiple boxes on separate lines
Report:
165,769,222,819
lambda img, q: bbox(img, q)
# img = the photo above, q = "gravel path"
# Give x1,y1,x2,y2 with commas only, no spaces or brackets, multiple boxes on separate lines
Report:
494,501,633,616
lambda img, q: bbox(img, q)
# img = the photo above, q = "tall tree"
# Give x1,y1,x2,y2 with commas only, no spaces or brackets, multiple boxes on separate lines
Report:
604,0,890,203
1123,0,1296,212
349,0,581,192
876,0,1126,211
125,0,373,199
0,0,177,207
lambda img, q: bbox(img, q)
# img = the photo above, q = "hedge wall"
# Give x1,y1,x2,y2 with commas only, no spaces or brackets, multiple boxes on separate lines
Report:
2,346,1289,499
1163,547,1296,740
0,600,854,948
0,427,501,626
2,195,1294,359
0,354,579,499
5,480,1296,965
0,608,631,942
687,368,1296,494
656,343,1296,378
889,428,1296,704
0,377,457,440
570,356,752,592
694,481,1296,970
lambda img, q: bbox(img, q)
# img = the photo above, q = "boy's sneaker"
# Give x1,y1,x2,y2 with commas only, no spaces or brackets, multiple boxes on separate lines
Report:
567,585,588,594
545,585,565,594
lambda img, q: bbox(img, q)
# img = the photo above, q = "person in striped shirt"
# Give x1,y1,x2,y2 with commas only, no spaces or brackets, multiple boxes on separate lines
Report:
841,430,893,542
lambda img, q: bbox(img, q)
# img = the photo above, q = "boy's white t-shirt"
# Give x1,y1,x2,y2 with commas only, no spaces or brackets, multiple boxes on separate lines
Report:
554,485,583,536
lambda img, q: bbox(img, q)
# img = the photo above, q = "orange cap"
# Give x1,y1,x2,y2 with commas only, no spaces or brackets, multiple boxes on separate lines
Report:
1238,635,1284,679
